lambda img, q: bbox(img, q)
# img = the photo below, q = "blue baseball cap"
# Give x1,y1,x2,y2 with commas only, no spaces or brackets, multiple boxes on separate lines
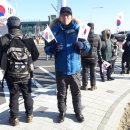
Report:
60,7,72,15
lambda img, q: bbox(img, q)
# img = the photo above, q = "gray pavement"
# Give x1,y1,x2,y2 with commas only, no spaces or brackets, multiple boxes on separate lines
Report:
0,54,130,130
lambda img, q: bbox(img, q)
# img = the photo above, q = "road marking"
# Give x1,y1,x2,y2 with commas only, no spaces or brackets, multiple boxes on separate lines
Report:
35,65,54,68
39,67,56,79
31,78,43,88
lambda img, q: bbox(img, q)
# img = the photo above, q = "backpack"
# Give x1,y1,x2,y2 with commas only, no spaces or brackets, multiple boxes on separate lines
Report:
1,36,33,83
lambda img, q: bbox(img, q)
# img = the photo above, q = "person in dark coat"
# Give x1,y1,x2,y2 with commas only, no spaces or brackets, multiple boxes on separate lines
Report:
100,29,114,81
120,34,130,74
44,7,91,123
111,34,119,73
0,16,39,126
80,22,102,90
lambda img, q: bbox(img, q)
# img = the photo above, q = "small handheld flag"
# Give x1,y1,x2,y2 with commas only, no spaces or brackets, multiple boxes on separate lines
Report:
101,60,111,73
77,24,90,41
41,25,56,43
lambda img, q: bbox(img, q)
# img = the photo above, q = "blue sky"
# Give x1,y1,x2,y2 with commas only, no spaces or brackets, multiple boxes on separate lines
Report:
9,0,130,34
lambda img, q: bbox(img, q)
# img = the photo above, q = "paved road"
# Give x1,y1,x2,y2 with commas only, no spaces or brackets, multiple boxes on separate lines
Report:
1,45,130,130
0,45,123,107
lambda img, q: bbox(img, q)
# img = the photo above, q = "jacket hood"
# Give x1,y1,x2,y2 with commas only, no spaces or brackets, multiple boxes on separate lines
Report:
101,29,111,41
50,17,82,28
8,28,23,39
49,17,83,35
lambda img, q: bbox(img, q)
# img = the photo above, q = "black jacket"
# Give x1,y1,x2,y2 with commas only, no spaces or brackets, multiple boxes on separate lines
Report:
81,33,102,62
0,29,39,65
101,29,113,62
122,41,130,61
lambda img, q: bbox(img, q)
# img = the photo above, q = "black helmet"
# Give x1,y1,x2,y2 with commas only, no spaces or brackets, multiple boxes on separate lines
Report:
7,16,21,29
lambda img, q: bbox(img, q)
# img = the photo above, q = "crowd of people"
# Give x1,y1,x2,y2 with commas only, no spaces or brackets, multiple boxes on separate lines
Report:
0,6,130,126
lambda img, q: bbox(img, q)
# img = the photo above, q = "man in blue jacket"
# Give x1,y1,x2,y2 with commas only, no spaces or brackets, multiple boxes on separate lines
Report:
44,7,90,123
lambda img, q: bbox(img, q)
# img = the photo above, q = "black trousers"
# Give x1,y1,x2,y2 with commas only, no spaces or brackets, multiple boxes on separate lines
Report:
56,72,82,114
111,59,116,73
6,80,33,118
81,59,96,87
121,52,130,73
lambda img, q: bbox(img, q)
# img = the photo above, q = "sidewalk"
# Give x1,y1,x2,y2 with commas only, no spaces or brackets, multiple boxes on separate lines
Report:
0,73,130,130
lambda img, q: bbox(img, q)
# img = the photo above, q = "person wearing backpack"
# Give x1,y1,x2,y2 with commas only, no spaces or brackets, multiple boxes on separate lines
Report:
44,7,91,123
80,23,102,91
0,16,39,126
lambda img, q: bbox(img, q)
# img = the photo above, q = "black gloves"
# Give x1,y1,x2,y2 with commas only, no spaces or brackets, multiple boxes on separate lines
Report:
73,41,84,51
49,41,64,53
53,42,64,52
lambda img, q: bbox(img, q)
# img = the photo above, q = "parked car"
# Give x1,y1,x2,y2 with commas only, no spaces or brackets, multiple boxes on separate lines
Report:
114,31,130,42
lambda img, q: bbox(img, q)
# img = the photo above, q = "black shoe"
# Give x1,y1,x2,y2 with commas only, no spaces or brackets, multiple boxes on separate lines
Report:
101,78,105,82
9,117,19,126
120,71,125,74
90,86,97,91
107,77,114,81
75,113,84,123
58,113,65,123
81,86,88,90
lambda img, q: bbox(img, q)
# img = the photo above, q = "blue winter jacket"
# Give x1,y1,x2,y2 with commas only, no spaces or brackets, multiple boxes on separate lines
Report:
44,19,88,75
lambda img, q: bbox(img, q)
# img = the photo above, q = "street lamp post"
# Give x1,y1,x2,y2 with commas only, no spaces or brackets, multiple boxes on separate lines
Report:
57,0,67,16
90,6,103,22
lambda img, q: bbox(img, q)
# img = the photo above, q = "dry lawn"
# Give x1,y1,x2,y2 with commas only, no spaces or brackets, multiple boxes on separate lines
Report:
117,103,130,130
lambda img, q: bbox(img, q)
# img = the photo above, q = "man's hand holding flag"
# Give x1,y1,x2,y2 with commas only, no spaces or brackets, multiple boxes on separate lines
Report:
41,25,56,43
41,25,64,53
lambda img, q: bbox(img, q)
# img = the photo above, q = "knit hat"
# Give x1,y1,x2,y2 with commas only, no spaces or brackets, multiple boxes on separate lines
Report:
87,23,94,29
7,16,21,29
60,7,72,15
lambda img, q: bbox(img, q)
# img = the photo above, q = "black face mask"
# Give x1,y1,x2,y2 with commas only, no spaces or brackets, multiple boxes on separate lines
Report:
107,34,110,39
